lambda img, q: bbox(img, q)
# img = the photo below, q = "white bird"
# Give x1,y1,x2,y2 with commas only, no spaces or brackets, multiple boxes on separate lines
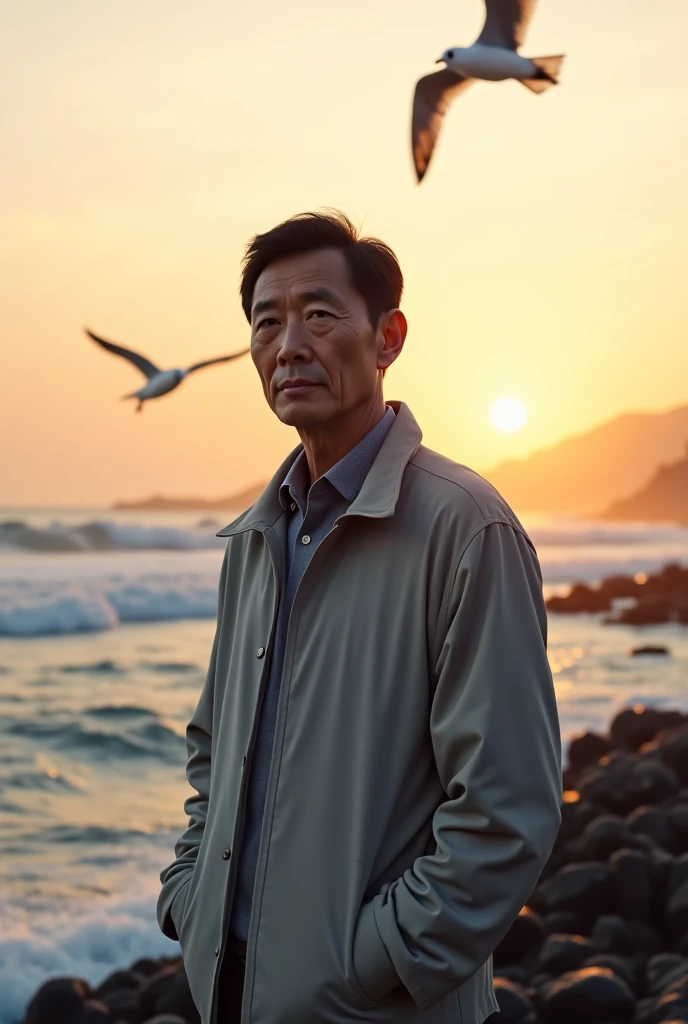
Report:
86,328,250,412
412,0,565,182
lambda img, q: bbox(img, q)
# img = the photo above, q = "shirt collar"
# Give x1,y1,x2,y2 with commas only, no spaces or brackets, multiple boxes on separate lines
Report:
279,405,396,512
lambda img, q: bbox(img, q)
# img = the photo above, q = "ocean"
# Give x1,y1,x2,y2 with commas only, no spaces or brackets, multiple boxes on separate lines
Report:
2,508,688,1022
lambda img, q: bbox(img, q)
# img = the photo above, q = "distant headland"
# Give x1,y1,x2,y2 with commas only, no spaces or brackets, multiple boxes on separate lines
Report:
112,481,267,512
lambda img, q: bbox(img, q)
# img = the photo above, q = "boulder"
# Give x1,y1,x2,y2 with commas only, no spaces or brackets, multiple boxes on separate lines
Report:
646,953,688,996
492,978,538,1022
536,861,610,924
541,966,636,1022
590,915,662,957
626,806,675,851
98,988,144,1023
537,934,593,974
583,815,636,860
609,848,653,923
493,906,546,966
24,978,93,1024
543,911,585,935
567,732,613,772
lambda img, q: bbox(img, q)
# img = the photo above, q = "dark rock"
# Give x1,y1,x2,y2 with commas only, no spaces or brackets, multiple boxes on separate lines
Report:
630,758,681,806
138,966,183,1020
492,978,538,1022
646,953,688,995
25,977,92,1024
153,969,199,1024
667,804,688,849
627,806,676,851
667,880,688,940
656,728,688,786
537,861,611,924
494,906,546,966
75,1002,111,1023
543,911,585,935
538,933,593,974
142,1017,188,1024
611,707,671,751
630,645,670,656
609,848,653,923
584,815,636,859
99,988,144,1023
547,582,612,614
494,965,529,985
128,958,162,978
582,954,643,995
568,732,614,772
631,995,656,1024
541,966,636,1022
591,915,662,957
94,970,142,999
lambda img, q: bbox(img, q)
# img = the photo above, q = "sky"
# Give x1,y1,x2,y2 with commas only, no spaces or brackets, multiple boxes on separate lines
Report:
2,0,687,506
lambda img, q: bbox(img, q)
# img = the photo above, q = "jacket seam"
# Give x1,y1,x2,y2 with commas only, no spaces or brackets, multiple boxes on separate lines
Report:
440,519,528,637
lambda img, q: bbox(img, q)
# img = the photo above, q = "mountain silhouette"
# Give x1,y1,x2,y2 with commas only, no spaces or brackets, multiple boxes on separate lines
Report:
483,404,688,515
596,444,688,525
113,481,266,512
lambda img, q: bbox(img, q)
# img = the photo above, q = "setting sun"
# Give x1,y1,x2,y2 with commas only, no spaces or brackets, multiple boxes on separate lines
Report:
490,397,528,433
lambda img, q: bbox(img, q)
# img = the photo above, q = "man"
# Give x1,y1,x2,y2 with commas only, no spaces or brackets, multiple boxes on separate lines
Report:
157,210,562,1024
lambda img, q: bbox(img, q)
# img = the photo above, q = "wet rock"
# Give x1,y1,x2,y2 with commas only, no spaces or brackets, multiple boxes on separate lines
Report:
537,933,593,974
494,906,546,966
24,978,93,1024
143,1017,188,1024
492,978,538,1022
546,582,612,613
656,728,688,785
611,707,680,753
627,806,675,851
646,953,688,995
667,804,688,848
609,848,653,923
590,915,662,956
494,965,529,986
129,958,162,978
94,971,142,999
568,732,614,772
541,966,636,1022
630,645,670,656
153,969,199,1024
543,910,585,935
583,815,636,860
98,988,143,1023
582,954,643,995
537,861,611,924
138,966,183,1021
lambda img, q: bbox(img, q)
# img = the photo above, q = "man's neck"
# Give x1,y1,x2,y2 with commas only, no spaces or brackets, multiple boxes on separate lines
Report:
298,401,387,483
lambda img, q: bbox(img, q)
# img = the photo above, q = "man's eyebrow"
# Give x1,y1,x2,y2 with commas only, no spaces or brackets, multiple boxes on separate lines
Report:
252,286,345,320
252,298,277,318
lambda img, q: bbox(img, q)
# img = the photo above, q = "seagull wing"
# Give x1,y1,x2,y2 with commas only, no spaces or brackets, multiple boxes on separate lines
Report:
476,0,538,50
185,347,250,375
412,70,474,183
85,329,160,379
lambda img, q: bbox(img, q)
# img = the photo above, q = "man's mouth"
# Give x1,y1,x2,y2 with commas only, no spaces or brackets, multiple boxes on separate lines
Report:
278,379,322,395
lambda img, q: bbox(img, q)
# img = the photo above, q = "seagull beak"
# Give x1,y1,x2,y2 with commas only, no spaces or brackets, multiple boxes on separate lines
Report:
435,58,445,64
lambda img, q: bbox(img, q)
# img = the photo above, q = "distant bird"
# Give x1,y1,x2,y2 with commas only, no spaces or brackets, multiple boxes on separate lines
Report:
412,0,565,182
85,329,250,411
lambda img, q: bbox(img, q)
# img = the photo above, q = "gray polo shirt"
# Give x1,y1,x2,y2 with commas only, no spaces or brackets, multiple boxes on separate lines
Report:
229,405,396,941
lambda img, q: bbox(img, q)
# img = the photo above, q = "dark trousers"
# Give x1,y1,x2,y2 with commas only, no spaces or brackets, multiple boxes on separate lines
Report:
216,935,247,1021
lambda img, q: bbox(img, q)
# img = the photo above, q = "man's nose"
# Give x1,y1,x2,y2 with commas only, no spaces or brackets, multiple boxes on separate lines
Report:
276,321,313,365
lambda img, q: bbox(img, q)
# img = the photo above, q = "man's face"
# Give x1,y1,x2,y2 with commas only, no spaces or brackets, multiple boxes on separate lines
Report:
250,248,384,429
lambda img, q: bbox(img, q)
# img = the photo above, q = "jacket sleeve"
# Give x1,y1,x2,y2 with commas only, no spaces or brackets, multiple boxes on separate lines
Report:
352,521,563,1011
156,547,229,941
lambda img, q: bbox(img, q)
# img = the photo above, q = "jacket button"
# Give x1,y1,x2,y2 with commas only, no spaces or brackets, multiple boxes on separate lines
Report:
301,534,311,545
222,848,231,860
256,646,265,658
214,946,220,956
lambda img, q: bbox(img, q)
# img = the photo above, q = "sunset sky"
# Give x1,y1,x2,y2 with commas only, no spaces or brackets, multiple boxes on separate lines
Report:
2,0,687,507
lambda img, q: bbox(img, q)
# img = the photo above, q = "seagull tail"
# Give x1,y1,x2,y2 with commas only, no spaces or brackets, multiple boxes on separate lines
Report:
522,55,565,94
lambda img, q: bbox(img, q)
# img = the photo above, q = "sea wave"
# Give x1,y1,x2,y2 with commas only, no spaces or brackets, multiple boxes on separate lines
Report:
0,518,225,553
0,578,219,637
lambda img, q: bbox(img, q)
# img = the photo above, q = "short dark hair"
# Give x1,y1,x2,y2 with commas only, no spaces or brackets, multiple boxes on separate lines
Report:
240,209,403,328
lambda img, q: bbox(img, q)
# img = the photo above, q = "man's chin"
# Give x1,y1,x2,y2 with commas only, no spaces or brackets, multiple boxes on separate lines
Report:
272,390,331,428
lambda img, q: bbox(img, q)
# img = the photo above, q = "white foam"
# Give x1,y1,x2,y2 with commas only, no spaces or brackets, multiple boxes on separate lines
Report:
0,879,180,1024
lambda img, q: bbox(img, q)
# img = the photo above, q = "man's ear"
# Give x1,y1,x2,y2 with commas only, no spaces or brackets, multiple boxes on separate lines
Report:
377,309,407,373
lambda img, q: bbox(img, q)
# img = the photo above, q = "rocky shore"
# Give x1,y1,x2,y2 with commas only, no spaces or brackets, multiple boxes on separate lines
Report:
20,703,688,1024
546,561,688,626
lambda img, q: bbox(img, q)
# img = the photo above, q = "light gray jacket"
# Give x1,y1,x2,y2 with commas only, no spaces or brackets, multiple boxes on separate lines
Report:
157,401,562,1024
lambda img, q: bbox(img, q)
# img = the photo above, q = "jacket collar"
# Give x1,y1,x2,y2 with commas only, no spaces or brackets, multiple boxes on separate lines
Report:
216,401,422,538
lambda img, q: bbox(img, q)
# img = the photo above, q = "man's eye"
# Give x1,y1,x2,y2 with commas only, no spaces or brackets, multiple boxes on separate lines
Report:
256,317,279,330
307,309,331,320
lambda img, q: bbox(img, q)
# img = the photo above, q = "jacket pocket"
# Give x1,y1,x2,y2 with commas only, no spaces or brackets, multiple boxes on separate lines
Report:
169,874,193,939
351,899,400,1004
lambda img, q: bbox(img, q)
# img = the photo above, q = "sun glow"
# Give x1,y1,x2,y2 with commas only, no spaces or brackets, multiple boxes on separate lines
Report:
490,397,527,433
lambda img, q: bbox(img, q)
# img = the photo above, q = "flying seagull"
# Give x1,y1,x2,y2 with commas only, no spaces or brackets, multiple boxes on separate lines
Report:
412,0,565,182
85,328,250,411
